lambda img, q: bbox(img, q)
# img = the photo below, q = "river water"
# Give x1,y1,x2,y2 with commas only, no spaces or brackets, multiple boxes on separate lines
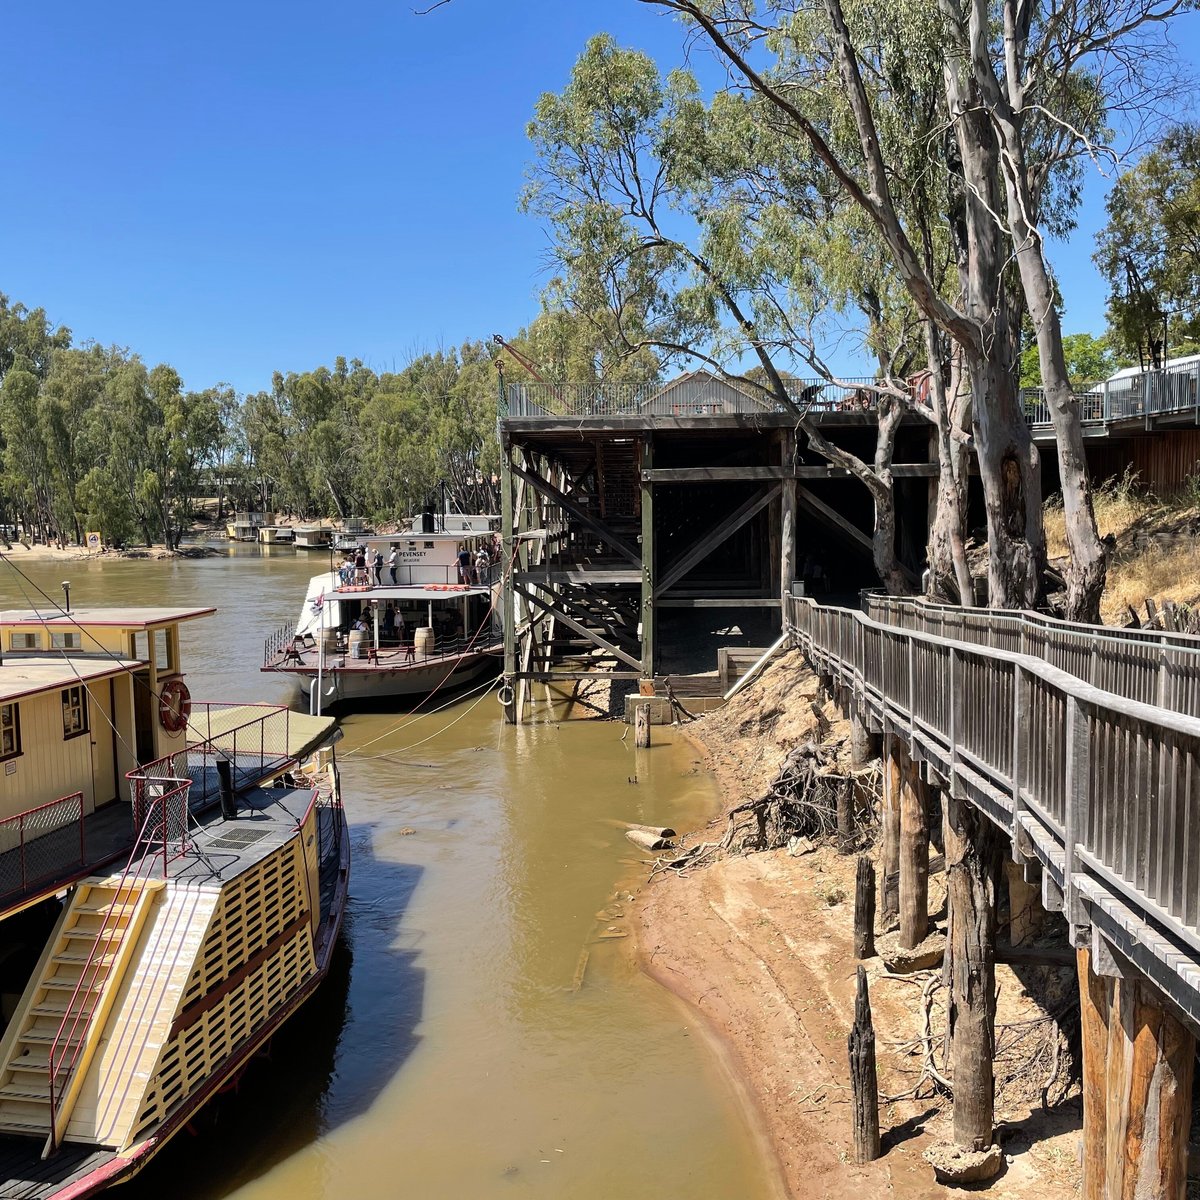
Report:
0,547,778,1200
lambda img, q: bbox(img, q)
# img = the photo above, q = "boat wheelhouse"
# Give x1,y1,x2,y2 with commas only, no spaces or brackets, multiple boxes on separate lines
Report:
263,522,502,706
0,606,348,1197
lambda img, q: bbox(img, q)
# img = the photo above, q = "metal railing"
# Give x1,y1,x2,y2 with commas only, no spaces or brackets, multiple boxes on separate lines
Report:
786,592,1200,1003
332,562,500,588
130,703,293,810
0,792,85,902
504,377,879,419
863,593,1200,718
503,361,1200,431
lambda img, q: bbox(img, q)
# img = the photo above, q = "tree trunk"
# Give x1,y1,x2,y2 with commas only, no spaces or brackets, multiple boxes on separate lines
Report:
898,745,930,949
923,324,973,604
848,965,881,1163
880,735,901,921
943,792,1000,1152
945,70,1045,611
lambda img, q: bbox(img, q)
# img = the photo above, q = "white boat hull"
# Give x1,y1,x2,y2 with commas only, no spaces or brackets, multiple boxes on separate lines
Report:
297,652,497,704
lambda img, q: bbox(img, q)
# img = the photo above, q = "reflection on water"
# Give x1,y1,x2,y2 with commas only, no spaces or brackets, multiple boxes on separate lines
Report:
0,549,777,1200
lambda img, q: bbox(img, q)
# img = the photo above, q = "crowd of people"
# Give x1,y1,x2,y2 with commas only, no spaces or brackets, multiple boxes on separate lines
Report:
335,532,503,589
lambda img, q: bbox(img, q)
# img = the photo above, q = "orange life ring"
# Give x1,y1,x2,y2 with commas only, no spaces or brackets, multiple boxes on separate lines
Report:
159,678,192,734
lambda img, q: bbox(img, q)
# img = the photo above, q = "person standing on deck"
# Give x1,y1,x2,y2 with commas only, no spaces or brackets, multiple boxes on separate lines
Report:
474,545,489,584
457,543,473,584
372,548,384,586
387,545,399,585
354,547,368,586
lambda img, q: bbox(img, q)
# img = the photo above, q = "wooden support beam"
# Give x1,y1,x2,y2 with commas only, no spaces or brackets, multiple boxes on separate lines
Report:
513,581,643,671
898,743,930,949
509,670,643,681
880,735,901,921
656,484,781,597
501,444,516,724
641,433,655,678
655,597,782,608
796,484,875,557
510,460,642,566
1103,965,1195,1200
848,966,881,1163
640,463,940,482
943,791,1000,1154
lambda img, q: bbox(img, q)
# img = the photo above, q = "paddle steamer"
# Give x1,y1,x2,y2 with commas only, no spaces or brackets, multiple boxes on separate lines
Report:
0,604,347,1197
263,515,502,707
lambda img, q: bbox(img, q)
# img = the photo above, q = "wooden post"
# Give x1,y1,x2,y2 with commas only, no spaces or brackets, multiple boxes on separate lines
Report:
640,434,655,679
848,965,881,1163
943,791,999,1153
500,440,516,724
850,710,879,766
634,702,651,749
1104,971,1195,1200
1077,947,1110,1200
854,856,876,959
880,735,901,922
1004,859,1040,947
898,747,930,949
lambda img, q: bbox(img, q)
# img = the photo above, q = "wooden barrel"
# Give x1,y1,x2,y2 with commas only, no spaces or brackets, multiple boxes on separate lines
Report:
415,626,435,658
348,628,367,660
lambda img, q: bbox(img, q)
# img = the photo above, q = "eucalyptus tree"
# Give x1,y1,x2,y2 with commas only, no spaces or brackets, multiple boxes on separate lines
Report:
525,35,952,594
643,0,1189,620
1096,123,1200,367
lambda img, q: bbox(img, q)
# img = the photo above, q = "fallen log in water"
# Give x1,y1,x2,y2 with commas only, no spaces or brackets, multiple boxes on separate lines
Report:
624,822,677,839
625,828,674,851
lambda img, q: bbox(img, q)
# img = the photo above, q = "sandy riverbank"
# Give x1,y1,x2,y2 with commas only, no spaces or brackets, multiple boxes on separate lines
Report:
2,543,218,562
633,652,1082,1200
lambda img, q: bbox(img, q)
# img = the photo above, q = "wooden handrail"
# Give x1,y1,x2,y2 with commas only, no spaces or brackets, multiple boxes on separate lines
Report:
786,594,1200,1023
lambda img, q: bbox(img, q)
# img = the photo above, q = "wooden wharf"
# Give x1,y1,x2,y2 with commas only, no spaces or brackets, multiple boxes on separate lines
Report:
787,591,1200,1196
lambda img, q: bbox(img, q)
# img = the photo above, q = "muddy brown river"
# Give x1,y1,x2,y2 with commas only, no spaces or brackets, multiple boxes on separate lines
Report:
0,547,779,1200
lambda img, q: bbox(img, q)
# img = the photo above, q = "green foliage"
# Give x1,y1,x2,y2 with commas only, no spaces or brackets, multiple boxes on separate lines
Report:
1095,125,1200,367
0,289,533,545
1019,332,1123,389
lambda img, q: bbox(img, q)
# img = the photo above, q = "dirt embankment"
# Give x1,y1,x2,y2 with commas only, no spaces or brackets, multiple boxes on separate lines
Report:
635,651,1081,1200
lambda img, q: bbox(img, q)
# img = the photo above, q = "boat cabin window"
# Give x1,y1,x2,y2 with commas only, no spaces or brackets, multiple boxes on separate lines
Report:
61,686,88,739
0,703,20,760
49,631,82,650
9,632,38,651
130,631,148,661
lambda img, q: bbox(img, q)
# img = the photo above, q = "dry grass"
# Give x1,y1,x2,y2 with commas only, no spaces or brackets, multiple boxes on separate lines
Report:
1101,543,1200,624
1043,469,1158,559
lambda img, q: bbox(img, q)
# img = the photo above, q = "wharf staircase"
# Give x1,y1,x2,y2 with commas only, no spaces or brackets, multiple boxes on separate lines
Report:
0,878,217,1153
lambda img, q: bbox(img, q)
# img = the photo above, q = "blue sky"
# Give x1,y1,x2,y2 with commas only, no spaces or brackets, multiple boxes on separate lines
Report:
0,1,1193,394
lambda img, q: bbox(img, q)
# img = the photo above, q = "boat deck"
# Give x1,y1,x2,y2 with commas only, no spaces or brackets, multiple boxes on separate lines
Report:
0,783,346,1199
267,637,502,674
0,1139,115,1200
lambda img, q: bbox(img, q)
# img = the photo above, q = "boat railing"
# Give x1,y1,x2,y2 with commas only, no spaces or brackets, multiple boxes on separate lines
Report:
47,783,190,1155
263,621,295,667
129,703,294,810
0,791,86,903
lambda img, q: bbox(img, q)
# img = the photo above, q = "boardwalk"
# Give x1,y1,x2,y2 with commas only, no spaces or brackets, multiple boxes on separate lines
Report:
786,592,1200,1030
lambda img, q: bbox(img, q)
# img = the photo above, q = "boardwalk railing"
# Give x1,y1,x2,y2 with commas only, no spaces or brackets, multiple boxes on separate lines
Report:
785,592,1200,1027
863,593,1200,718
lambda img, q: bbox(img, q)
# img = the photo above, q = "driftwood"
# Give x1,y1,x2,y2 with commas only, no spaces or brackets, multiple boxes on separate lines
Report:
625,829,673,851
624,822,677,839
